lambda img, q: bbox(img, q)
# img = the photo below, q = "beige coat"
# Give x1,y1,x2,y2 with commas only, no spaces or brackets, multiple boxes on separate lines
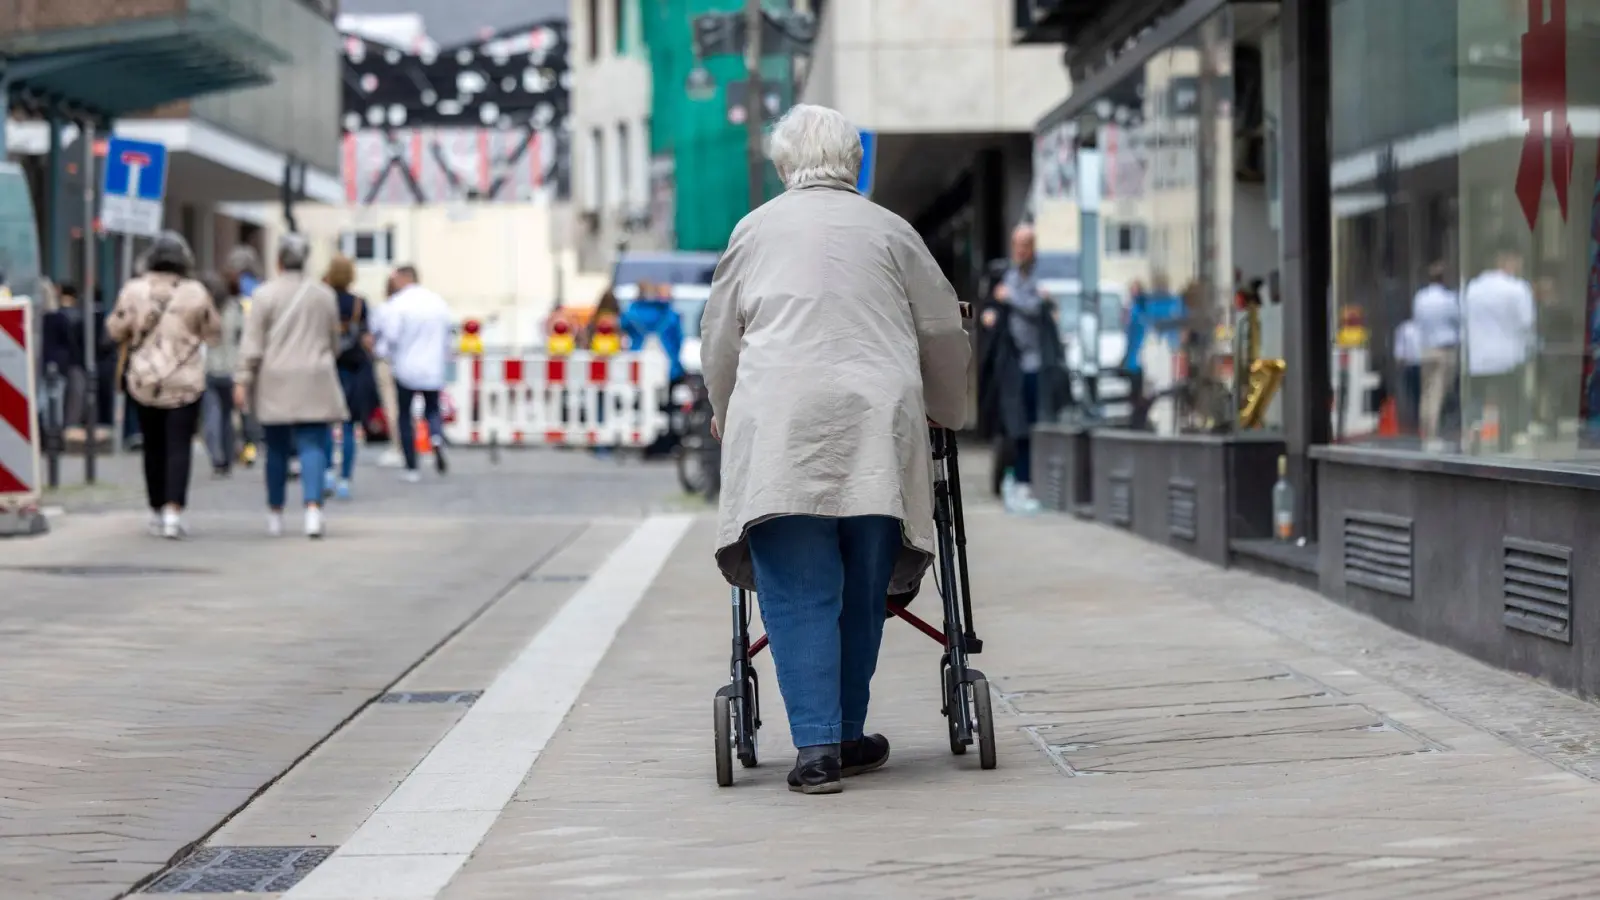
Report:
107,273,221,409
703,180,971,593
235,274,349,425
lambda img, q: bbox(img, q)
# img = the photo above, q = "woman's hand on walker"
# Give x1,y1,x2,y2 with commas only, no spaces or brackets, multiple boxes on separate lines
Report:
711,419,721,442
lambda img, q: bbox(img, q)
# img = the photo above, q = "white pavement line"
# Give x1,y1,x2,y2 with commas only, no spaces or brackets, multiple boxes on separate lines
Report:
284,513,695,900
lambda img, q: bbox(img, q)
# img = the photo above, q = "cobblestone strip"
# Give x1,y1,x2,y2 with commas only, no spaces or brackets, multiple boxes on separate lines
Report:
1142,547,1600,780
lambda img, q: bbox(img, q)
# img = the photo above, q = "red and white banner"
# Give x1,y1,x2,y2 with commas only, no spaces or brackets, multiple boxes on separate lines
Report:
444,349,671,448
0,298,40,507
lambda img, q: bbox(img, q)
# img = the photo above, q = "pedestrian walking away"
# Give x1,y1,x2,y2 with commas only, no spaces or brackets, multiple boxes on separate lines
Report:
325,254,379,500
199,272,245,477
702,103,970,795
105,231,222,539
373,264,451,482
978,224,1068,515
225,245,267,467
234,233,349,538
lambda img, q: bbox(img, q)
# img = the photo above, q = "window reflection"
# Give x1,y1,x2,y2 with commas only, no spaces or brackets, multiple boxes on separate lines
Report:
1033,5,1285,435
1329,0,1600,463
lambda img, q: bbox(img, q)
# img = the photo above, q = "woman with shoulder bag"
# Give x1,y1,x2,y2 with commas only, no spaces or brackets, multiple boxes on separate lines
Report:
105,231,222,539
325,255,378,499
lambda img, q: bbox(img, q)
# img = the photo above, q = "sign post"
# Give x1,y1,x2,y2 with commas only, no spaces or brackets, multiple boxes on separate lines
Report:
100,135,168,473
0,298,47,536
101,136,168,239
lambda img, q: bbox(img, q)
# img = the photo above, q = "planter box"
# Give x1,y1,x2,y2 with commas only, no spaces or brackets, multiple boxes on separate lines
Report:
1031,423,1093,515
1090,430,1286,566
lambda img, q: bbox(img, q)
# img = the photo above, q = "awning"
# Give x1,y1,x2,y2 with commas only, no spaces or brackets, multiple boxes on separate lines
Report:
0,10,289,119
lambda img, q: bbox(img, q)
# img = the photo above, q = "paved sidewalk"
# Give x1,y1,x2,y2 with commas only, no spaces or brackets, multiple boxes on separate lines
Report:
1,448,683,900
435,505,1600,899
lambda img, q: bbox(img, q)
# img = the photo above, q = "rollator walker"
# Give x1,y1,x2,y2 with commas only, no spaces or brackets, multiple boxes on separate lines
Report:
713,425,996,785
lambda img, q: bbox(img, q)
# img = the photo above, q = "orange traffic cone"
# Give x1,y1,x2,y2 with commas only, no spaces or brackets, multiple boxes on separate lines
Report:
1378,397,1399,437
414,418,432,455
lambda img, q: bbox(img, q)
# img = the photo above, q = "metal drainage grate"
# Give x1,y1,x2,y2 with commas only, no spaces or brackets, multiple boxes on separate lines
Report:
378,690,482,705
1167,478,1197,541
1503,537,1573,644
1342,511,1413,598
0,563,209,578
146,846,334,894
1108,472,1133,527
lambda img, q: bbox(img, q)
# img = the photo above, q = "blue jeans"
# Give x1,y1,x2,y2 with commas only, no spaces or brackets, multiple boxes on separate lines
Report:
747,515,903,748
263,423,330,509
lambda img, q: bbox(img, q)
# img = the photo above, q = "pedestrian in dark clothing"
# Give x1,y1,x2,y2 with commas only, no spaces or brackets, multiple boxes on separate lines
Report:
41,282,89,429
977,225,1068,513
325,255,379,499
199,272,245,476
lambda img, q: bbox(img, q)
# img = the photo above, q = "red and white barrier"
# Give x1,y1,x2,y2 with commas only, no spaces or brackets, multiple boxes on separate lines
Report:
0,298,44,532
444,349,671,447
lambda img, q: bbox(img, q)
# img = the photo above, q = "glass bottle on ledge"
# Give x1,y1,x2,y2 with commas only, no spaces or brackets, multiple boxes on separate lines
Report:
1272,454,1294,542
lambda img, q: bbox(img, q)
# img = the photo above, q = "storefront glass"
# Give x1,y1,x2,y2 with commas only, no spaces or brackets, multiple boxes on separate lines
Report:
1330,0,1600,463
1032,5,1256,434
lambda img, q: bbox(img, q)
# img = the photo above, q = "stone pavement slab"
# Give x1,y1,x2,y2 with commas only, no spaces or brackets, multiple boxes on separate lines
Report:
434,505,1600,900
1,440,684,900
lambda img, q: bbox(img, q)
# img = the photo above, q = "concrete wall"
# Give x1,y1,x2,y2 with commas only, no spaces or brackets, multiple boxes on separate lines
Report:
801,0,1067,134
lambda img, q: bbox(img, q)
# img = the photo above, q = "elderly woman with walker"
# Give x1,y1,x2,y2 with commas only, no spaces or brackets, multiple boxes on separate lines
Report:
702,104,974,795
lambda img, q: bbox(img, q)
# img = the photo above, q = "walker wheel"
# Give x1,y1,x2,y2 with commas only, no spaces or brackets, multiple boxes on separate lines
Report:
973,677,997,771
714,694,734,786
944,665,967,756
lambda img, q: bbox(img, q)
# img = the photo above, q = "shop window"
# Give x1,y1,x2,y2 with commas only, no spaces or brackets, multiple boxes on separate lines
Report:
1328,0,1600,465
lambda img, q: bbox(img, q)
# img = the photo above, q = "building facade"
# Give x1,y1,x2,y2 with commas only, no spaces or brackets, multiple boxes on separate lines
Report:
1021,0,1600,700
570,0,660,270
2,0,345,275
801,0,1069,303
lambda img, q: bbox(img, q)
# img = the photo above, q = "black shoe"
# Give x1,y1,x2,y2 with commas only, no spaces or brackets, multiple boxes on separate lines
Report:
434,446,448,475
841,734,890,777
786,744,842,794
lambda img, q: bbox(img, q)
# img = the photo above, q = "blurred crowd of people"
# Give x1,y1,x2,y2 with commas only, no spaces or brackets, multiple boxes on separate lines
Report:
42,230,453,539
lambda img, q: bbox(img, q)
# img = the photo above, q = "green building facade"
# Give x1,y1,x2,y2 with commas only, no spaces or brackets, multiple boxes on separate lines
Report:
642,0,791,252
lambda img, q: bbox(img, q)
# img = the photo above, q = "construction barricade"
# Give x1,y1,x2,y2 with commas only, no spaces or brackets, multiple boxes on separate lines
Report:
443,348,672,448
0,297,47,535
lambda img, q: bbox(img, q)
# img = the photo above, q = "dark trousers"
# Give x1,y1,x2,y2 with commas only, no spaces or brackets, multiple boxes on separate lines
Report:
136,400,202,509
395,382,445,471
1013,371,1041,484
1400,364,1422,434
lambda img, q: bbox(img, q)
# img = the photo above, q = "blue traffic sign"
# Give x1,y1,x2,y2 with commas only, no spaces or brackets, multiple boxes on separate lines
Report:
857,129,876,198
103,137,167,202
101,137,168,237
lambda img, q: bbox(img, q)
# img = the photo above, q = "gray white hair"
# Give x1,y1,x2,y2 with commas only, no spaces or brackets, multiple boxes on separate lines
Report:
277,232,311,272
767,104,863,191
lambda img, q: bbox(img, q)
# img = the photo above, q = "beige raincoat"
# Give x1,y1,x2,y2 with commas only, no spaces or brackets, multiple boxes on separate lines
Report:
703,179,971,593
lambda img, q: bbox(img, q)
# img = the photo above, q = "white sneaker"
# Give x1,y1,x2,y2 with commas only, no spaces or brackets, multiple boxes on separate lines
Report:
400,470,422,484
378,448,404,469
161,509,185,540
1007,484,1041,516
148,511,163,536
267,511,284,538
304,505,325,539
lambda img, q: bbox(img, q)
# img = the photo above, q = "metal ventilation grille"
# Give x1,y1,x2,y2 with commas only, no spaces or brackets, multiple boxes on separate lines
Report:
1041,451,1069,513
1109,472,1133,527
1342,511,1412,598
1167,478,1197,541
1503,538,1572,643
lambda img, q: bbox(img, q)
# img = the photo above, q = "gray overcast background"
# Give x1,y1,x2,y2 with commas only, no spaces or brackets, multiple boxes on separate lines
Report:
339,0,568,47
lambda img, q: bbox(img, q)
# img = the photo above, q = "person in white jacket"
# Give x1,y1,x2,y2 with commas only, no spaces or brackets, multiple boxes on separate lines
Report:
1461,248,1536,453
374,265,453,481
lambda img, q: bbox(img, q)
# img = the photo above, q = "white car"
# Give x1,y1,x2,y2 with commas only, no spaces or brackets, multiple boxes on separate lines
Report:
1038,278,1132,423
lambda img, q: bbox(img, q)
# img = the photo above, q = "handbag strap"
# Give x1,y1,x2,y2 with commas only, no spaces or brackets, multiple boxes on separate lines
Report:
268,277,316,346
